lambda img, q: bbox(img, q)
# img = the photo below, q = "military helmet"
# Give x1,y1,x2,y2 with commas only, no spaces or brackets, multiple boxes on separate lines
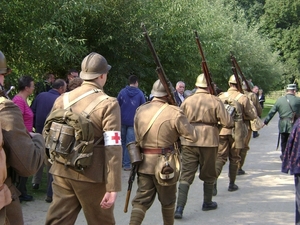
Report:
151,79,167,97
228,74,241,86
195,73,207,88
0,51,7,74
80,52,111,80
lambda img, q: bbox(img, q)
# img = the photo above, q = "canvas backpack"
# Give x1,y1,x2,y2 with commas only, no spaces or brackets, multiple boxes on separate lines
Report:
219,92,248,149
43,89,108,172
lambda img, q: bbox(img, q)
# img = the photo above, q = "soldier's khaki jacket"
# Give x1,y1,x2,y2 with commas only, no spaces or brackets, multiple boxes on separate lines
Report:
135,97,197,174
180,89,233,146
0,97,45,222
244,90,262,118
219,87,257,135
49,81,122,192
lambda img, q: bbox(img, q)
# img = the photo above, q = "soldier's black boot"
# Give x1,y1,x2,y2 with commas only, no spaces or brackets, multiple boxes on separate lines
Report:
202,183,218,211
228,183,239,192
174,206,184,219
228,163,239,192
237,149,247,175
202,201,218,211
174,182,190,219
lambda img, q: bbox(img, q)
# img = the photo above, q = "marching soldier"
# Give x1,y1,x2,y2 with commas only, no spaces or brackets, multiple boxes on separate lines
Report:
45,52,122,224
129,79,197,225
215,75,257,195
263,84,300,160
238,81,262,175
0,50,45,224
174,74,233,219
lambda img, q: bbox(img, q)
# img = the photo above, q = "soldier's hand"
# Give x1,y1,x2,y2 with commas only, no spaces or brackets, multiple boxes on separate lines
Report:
100,192,117,209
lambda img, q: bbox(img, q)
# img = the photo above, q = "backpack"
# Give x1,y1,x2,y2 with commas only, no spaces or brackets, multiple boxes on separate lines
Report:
43,89,108,172
219,92,248,149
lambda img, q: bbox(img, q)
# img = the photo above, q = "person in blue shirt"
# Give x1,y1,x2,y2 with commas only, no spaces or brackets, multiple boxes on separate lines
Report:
117,75,146,170
31,79,67,202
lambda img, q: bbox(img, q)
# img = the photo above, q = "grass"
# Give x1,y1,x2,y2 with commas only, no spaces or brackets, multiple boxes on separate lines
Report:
261,99,275,118
25,168,49,201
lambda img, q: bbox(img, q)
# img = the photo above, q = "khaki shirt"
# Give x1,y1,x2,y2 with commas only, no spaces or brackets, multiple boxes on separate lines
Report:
49,81,122,192
180,89,233,146
219,87,257,135
135,98,197,174
244,91,262,118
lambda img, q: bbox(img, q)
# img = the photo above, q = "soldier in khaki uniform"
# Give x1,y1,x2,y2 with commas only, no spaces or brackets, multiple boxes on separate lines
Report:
238,82,262,175
215,75,257,195
45,52,122,225
174,74,233,219
0,51,45,225
129,79,197,225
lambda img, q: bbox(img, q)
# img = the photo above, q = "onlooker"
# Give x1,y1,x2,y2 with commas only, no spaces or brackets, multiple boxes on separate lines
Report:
31,79,67,203
264,84,300,161
174,81,185,106
12,76,35,202
68,77,83,91
258,89,265,109
252,85,259,95
117,75,145,171
0,51,45,224
174,74,233,219
34,73,55,96
45,52,122,224
282,118,300,224
251,85,261,139
129,79,197,224
65,69,79,92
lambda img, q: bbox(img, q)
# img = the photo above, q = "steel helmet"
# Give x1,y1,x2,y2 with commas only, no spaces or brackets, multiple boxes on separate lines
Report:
151,79,167,97
228,74,241,86
80,52,111,80
195,73,207,88
0,51,7,74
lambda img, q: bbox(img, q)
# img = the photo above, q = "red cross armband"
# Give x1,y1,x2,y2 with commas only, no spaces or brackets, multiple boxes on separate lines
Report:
103,131,121,146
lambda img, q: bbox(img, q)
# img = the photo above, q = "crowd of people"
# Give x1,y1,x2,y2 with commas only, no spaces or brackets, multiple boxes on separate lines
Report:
0,49,300,225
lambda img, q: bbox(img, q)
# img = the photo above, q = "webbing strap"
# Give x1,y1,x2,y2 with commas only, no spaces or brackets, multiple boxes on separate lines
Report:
63,89,102,109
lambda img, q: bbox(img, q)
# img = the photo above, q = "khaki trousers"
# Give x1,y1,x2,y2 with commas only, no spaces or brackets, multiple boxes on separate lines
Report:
180,146,218,185
45,175,115,225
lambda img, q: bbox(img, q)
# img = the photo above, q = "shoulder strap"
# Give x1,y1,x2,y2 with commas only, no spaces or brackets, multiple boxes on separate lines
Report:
63,89,102,109
81,94,109,117
285,95,295,113
137,103,168,144
234,93,243,101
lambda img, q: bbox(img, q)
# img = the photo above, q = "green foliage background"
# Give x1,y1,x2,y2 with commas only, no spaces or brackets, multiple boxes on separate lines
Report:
1,0,298,97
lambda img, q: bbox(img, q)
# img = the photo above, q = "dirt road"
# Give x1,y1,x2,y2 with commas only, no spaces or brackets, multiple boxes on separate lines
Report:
22,114,295,225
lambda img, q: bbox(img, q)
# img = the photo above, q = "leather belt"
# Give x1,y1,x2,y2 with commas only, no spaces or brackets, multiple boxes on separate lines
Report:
142,148,173,154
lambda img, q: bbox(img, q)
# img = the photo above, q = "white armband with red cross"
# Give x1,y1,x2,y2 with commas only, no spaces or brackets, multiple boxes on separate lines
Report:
103,131,121,146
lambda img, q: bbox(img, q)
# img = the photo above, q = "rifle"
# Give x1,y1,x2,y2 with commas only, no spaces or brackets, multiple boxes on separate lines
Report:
194,31,216,95
141,23,178,106
124,164,138,213
230,52,250,92
230,53,244,94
